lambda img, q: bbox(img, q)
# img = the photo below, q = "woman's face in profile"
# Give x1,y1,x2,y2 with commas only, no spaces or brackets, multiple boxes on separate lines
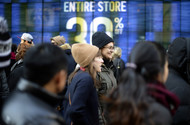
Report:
157,60,169,84
92,56,104,72
162,60,169,83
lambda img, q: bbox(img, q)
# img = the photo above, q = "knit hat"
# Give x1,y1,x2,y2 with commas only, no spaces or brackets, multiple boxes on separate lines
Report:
0,16,12,68
51,35,66,46
72,43,99,67
21,33,33,42
92,32,114,49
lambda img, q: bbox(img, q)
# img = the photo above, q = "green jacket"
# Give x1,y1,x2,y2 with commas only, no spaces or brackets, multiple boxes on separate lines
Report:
97,64,117,125
97,64,117,96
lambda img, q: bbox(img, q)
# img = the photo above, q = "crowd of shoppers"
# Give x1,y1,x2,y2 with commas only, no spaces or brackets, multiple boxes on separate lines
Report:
0,16,190,125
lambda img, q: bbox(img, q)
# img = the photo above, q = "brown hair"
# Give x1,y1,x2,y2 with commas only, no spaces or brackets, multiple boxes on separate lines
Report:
68,50,101,88
15,43,33,61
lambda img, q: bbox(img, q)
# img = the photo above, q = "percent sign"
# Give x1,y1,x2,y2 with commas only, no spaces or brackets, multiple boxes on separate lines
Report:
114,17,124,29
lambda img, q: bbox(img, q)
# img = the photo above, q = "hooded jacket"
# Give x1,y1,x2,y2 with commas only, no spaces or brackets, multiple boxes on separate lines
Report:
2,79,65,125
165,37,190,125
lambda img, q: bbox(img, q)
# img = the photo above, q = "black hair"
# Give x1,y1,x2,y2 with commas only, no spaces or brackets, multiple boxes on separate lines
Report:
23,43,68,86
106,69,155,125
150,42,167,70
106,42,162,125
129,42,161,82
11,43,17,53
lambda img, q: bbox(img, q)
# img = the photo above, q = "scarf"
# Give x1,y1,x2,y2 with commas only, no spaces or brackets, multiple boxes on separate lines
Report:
147,82,180,115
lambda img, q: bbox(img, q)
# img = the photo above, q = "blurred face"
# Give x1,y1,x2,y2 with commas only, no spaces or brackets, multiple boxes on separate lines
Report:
57,70,67,93
44,70,67,94
101,42,114,60
51,40,58,46
157,60,169,84
92,56,104,72
21,39,33,46
162,60,169,83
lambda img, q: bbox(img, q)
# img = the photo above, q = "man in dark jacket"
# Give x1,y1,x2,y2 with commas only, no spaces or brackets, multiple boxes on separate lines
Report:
165,37,190,125
2,43,68,125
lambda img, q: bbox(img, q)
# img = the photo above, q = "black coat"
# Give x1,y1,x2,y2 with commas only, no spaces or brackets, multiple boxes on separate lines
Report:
0,69,9,125
0,70,9,102
65,49,77,76
147,99,172,125
7,60,24,92
165,37,190,125
2,79,65,125
166,68,190,125
113,58,125,82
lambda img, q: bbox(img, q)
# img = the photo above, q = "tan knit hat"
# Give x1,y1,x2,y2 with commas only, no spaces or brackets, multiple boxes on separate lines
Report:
51,35,65,46
72,43,99,67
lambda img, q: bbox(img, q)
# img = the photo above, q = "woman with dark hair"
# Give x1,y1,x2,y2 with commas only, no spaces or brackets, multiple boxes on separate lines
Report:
106,42,179,125
148,42,179,115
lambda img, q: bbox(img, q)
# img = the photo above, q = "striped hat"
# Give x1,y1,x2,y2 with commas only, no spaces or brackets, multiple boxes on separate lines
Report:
0,17,12,68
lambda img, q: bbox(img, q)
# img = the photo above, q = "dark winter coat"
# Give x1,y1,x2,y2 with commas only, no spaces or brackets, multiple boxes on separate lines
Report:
0,69,9,125
141,98,172,125
147,82,179,115
2,79,66,125
63,70,99,125
0,69,9,103
64,49,77,76
113,58,125,82
166,68,190,125
7,59,24,92
165,37,190,125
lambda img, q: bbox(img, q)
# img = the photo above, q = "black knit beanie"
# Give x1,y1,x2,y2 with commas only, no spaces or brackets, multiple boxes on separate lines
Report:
92,32,114,49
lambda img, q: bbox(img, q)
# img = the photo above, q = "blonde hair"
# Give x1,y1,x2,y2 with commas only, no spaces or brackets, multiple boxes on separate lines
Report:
112,46,122,60
60,43,71,50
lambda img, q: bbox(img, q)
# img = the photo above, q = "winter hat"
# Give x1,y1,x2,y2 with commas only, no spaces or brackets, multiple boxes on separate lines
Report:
51,35,66,46
72,43,99,67
168,37,188,74
0,16,12,68
21,33,33,42
92,32,114,49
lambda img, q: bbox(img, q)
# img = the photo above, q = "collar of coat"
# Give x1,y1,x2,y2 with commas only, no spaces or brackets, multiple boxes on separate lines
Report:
17,78,64,107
